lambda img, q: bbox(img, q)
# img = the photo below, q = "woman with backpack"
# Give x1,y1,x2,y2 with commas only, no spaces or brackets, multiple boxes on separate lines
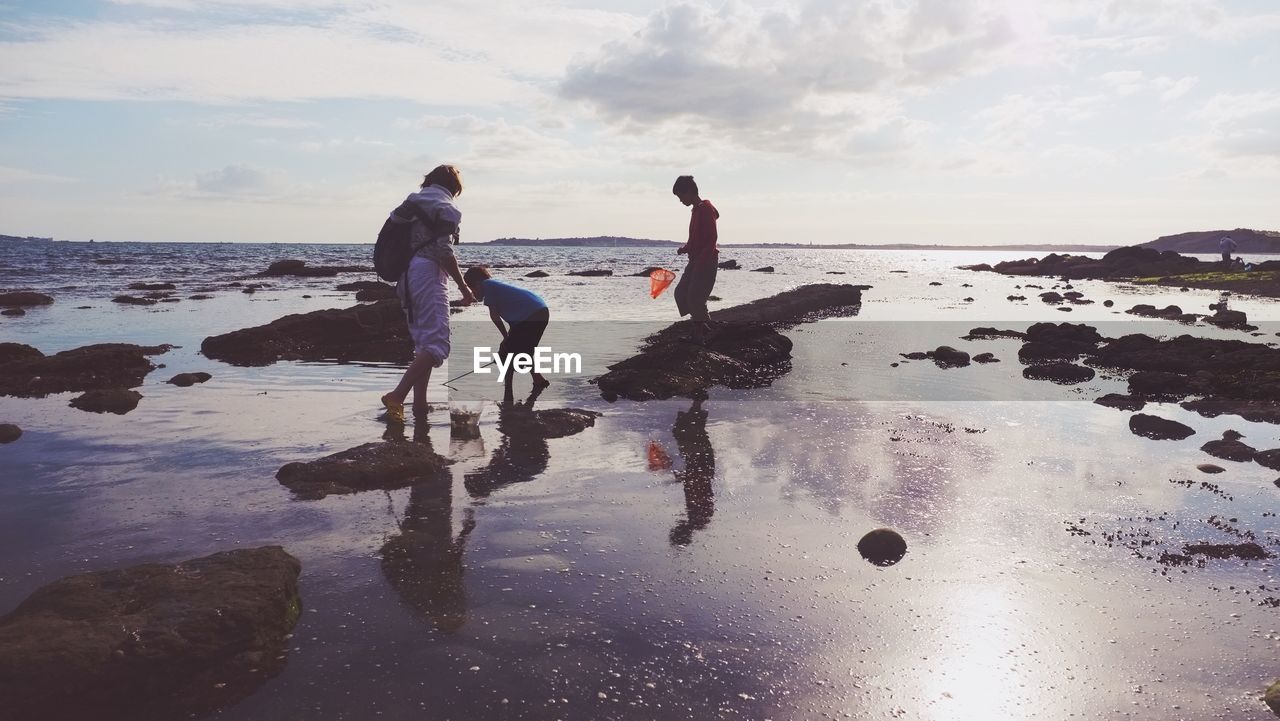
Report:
381,164,476,424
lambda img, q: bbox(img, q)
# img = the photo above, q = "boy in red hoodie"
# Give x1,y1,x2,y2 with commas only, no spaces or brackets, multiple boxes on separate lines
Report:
672,175,719,343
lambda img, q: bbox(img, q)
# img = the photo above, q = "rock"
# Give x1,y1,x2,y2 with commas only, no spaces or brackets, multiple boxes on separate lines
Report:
596,284,868,402
977,246,1203,281
495,408,601,439
355,283,397,302
973,353,999,364
1265,680,1280,715
930,346,970,368
201,299,410,366
524,270,550,278
1127,370,1195,399
335,280,388,292
857,528,907,567
631,266,665,277
1181,398,1280,425
0,343,167,398
69,388,142,415
0,292,53,308
0,424,21,443
962,297,975,302
188,294,213,300
750,266,775,273
928,281,942,286
1103,299,1114,307
1200,433,1257,462
1255,449,1280,471
0,546,301,721
1006,295,1027,301
1094,393,1146,411
1205,308,1252,330
1056,307,1073,312
1039,291,1064,303
1063,291,1084,299
111,295,156,306
1129,413,1195,441
2,308,25,317
1182,542,1270,560
717,259,740,269
126,282,175,291
1127,304,1185,320
166,372,212,387
277,440,453,499
1022,363,1095,384
1196,463,1225,474
259,259,366,278
964,327,1026,340
567,269,612,277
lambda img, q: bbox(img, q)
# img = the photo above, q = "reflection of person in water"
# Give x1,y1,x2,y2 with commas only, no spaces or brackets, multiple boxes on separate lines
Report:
464,384,550,499
379,425,473,632
669,394,715,546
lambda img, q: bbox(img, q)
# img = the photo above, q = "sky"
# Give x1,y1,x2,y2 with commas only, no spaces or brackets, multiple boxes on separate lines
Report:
0,0,1277,246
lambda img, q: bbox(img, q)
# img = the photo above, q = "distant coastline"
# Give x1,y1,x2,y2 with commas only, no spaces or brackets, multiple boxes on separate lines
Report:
481,236,1120,252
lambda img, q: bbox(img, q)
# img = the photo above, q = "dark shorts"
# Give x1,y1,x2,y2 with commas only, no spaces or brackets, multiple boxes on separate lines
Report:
501,307,549,359
674,261,718,321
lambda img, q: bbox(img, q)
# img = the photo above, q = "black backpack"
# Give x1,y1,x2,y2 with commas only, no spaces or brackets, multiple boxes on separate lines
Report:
374,201,436,282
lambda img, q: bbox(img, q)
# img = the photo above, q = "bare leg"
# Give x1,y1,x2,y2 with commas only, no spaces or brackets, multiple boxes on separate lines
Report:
384,351,436,423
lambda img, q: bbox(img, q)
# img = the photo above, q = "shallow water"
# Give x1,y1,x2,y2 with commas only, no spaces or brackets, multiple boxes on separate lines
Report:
2,242,1279,720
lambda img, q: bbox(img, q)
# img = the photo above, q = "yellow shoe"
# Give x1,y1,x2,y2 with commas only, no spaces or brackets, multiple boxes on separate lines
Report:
381,395,405,424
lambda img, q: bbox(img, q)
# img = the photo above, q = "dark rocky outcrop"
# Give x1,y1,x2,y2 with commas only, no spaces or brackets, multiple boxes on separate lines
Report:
1266,679,1280,715
1182,542,1270,560
277,440,453,499
1127,370,1195,399
902,346,970,368
1094,393,1145,411
750,266,775,273
595,284,867,401
1129,413,1195,440
567,269,612,277
0,423,20,443
1022,363,1095,384
1039,291,1063,304
0,291,54,308
963,327,1026,340
167,372,212,387
126,282,175,291
2,308,24,317
201,299,410,366
524,270,549,278
1255,449,1280,471
0,546,301,721
973,353,999,364
1204,308,1253,330
0,343,167,398
335,280,388,293
112,295,156,306
1126,304,1197,323
717,259,740,270
355,283,397,302
1200,432,1257,462
976,246,1204,281
1196,463,1224,474
69,388,142,415
188,294,214,300
259,259,367,277
1181,399,1280,424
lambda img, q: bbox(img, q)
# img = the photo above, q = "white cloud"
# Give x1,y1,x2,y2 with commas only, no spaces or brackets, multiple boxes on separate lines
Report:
0,165,79,184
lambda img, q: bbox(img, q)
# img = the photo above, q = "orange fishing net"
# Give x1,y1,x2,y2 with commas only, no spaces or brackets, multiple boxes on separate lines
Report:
649,268,676,298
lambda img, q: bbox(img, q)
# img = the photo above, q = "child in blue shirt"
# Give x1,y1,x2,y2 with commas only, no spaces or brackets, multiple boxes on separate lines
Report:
463,266,551,404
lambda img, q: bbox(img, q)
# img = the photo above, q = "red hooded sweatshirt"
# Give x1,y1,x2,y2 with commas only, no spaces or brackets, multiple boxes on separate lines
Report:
683,199,719,267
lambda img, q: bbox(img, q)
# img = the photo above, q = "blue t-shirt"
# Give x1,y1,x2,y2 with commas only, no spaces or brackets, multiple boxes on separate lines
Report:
482,279,547,324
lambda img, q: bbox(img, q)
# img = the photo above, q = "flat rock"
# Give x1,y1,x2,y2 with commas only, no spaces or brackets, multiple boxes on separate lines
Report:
1182,398,1280,424
69,388,142,415
277,440,453,499
201,299,410,366
0,343,167,398
112,295,156,306
717,259,740,269
750,266,775,273
0,291,53,308
0,546,301,721
1200,434,1257,462
1094,393,1146,411
498,408,601,439
963,327,1026,340
354,283,397,302
259,259,367,277
167,372,212,387
1129,413,1195,441
1022,363,1095,384
857,528,907,567
1128,370,1195,399
126,282,175,291
1196,463,1225,474
0,423,21,443
1182,542,1270,560
524,270,549,278
972,352,999,364
2,308,24,317
567,269,612,276
1255,449,1280,471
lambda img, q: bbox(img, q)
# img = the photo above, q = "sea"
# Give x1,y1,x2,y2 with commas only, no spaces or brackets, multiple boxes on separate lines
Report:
1,241,1278,720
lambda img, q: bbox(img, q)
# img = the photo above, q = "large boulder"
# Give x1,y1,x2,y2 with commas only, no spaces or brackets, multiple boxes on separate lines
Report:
1200,432,1257,462
167,372,212,388
1127,370,1195,399
201,299,410,366
1129,413,1195,441
717,259,740,269
497,408,601,439
277,440,453,499
1255,449,1280,471
354,283,397,302
524,270,549,278
69,388,143,415
1023,363,1095,384
0,343,167,398
0,546,301,721
0,423,21,443
0,291,54,308
1094,393,1145,411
